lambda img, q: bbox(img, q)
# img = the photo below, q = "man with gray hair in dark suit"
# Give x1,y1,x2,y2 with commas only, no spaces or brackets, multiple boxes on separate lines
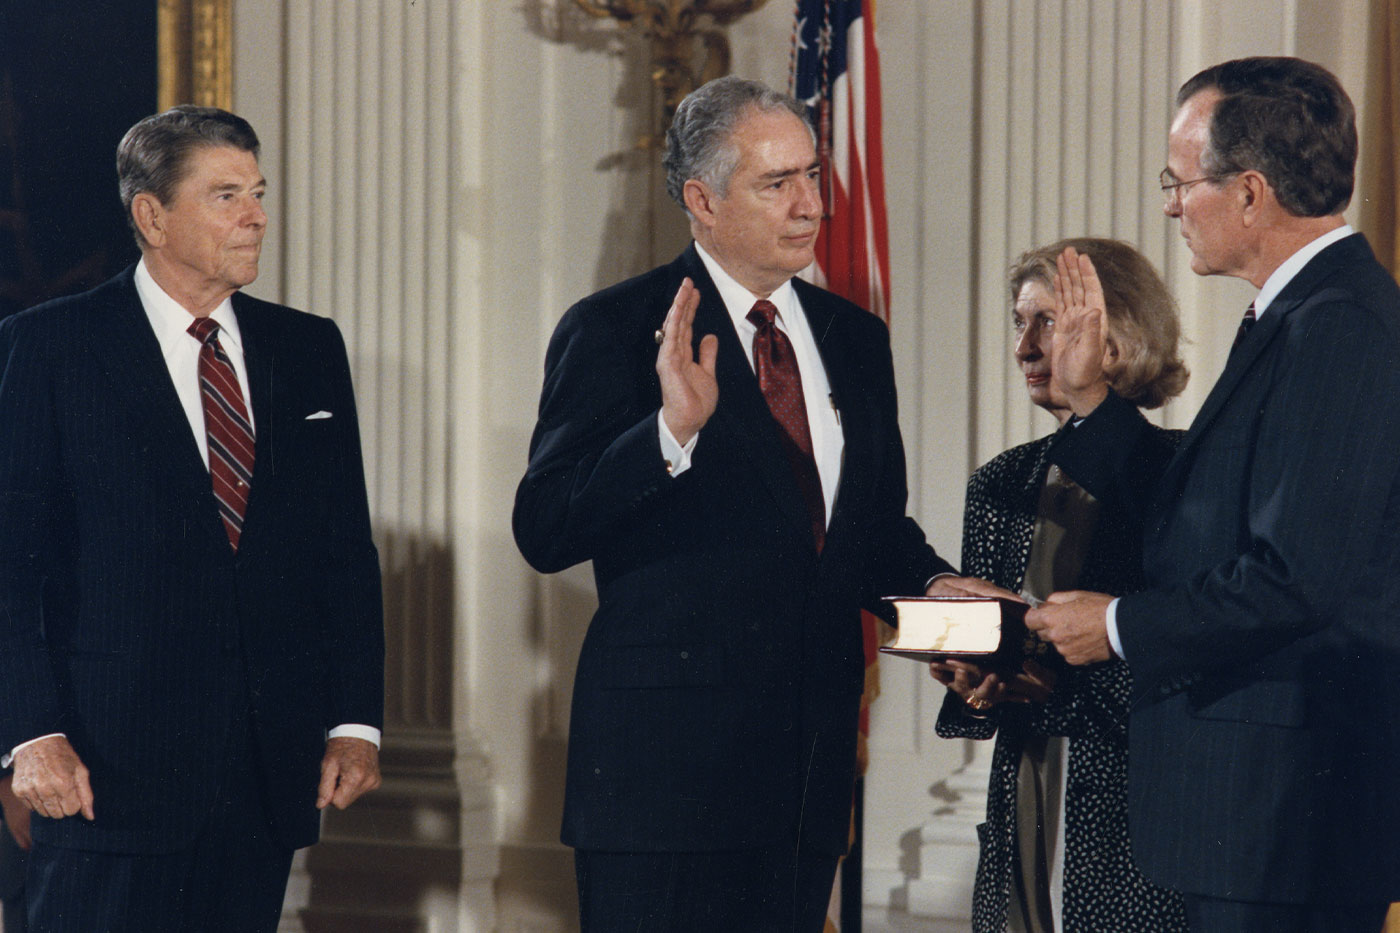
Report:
1028,57,1400,932
0,105,384,932
514,74,1002,931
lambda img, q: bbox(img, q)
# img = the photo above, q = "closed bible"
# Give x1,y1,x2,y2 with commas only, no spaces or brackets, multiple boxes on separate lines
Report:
879,596,1059,672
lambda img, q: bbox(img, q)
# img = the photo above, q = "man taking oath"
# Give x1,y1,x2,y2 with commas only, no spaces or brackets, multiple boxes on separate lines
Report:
514,76,998,930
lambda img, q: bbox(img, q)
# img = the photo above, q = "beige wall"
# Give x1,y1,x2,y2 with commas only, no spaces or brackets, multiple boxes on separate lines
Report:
229,1,1379,929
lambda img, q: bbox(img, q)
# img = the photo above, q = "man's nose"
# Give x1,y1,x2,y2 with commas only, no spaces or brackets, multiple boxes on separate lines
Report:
795,175,822,218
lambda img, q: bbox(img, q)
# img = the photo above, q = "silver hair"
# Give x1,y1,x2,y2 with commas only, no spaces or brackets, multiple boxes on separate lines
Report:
662,76,812,208
117,105,260,247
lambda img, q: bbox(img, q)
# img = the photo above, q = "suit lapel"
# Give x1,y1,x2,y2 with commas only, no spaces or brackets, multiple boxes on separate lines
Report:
1160,235,1361,493
679,249,816,549
93,270,216,495
800,288,863,547
232,294,275,545
1164,305,1285,482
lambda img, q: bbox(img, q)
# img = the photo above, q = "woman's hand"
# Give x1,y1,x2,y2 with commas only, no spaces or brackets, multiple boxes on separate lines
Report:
930,660,1005,713
1003,659,1057,704
1050,246,1114,417
930,658,1058,713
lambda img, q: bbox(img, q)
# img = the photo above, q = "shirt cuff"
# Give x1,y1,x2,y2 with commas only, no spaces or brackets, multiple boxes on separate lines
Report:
328,724,382,748
657,411,698,478
1106,597,1125,660
3,733,67,769
925,571,957,591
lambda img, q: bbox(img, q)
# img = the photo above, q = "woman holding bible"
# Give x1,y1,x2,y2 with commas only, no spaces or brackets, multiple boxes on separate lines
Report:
931,238,1188,932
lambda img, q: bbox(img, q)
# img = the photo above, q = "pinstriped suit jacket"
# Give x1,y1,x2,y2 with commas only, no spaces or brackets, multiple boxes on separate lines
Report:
1052,234,1400,904
0,266,384,854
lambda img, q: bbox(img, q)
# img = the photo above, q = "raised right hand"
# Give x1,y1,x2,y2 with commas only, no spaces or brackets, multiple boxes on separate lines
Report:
1050,246,1114,417
656,278,719,446
12,735,95,821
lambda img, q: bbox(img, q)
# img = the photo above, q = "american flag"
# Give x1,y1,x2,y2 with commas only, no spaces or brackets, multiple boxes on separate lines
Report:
790,3,891,929
790,0,891,322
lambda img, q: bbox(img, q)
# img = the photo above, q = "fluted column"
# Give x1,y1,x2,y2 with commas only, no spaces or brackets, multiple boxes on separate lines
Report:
240,1,494,929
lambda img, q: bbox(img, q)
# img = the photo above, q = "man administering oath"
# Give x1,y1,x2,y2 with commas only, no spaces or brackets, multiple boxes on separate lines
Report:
0,106,384,932
1026,58,1400,931
514,76,997,930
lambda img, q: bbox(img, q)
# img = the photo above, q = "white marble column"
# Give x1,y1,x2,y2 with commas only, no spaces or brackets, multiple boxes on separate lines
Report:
236,1,497,929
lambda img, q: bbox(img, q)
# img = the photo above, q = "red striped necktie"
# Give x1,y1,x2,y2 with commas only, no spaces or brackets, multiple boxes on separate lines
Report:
188,317,255,550
748,299,826,552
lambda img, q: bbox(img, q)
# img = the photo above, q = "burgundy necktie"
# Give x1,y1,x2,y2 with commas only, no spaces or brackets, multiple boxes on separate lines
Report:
748,299,825,552
188,318,255,550
1231,302,1257,352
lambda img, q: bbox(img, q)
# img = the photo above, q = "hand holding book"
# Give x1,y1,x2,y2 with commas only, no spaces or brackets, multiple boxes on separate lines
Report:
929,658,1058,714
881,596,1062,676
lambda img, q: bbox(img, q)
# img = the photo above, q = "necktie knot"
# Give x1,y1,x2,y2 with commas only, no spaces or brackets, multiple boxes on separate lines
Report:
188,317,220,345
747,299,779,330
1231,302,1257,352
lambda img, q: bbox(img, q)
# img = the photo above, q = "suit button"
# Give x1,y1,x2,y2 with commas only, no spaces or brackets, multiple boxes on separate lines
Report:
680,651,689,660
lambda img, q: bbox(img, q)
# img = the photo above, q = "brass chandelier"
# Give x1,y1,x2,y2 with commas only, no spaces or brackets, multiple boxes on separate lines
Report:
574,0,771,148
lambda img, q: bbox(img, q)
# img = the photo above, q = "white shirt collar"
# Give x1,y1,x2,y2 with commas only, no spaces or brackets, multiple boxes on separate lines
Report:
693,241,799,332
133,257,245,357
1254,224,1354,318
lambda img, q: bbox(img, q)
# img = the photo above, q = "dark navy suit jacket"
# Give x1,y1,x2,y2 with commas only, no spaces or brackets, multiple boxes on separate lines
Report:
1052,234,1400,904
0,266,384,854
514,245,952,857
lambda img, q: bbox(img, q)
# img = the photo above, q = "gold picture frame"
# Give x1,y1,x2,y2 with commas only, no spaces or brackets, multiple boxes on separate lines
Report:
157,0,233,111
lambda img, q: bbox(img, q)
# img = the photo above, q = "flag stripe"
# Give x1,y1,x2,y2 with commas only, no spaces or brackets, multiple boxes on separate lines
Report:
792,5,889,928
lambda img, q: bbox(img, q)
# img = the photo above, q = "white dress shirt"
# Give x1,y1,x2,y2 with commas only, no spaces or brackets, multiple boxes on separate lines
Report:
1104,225,1356,659
658,242,845,525
135,258,255,462
3,261,378,767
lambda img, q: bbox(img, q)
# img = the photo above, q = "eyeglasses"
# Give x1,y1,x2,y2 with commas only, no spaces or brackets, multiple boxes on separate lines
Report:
1159,169,1236,204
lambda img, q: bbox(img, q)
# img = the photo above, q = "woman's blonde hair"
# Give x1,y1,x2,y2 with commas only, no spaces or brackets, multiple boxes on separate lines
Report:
1009,237,1188,409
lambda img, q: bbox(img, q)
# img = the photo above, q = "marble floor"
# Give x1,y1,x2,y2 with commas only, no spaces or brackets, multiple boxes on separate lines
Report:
858,908,967,933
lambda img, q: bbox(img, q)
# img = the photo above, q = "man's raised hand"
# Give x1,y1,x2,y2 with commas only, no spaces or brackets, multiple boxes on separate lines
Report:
656,278,719,445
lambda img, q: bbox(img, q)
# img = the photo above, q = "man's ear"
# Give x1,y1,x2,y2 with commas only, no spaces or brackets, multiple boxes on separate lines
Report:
683,178,719,228
1238,171,1269,227
131,192,165,247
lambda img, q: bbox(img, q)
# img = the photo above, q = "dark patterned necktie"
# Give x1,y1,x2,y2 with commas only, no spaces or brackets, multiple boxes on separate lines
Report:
747,299,825,552
1231,302,1257,353
188,318,255,550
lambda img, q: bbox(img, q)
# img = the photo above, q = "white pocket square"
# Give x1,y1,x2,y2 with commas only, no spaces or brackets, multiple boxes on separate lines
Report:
305,410,334,420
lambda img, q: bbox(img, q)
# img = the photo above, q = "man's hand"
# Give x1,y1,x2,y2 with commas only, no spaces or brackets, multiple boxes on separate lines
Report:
1050,246,1114,417
1025,590,1115,665
0,774,33,849
316,737,381,811
925,575,1025,602
656,278,719,445
11,735,95,822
